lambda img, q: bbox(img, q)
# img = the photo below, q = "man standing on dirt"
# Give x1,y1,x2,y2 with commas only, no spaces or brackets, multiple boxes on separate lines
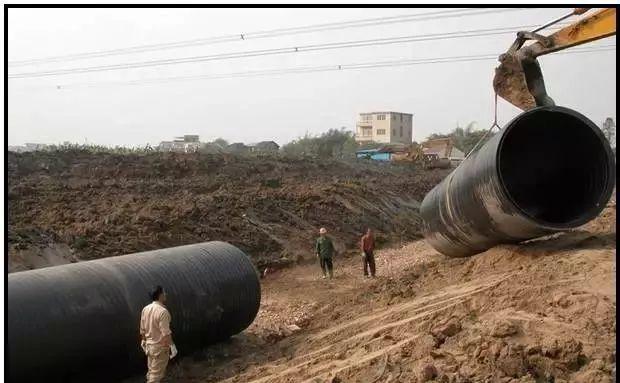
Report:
360,228,376,277
316,227,335,279
140,286,174,383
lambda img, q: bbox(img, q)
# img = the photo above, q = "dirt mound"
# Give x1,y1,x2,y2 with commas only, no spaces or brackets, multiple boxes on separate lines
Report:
8,150,449,271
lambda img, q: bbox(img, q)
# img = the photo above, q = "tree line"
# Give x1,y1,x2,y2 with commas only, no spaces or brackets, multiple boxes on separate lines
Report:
15,117,614,158
225,124,495,159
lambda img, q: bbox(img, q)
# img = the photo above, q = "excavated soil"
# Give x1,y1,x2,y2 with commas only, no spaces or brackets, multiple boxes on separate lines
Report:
135,201,615,383
8,150,616,382
7,151,448,272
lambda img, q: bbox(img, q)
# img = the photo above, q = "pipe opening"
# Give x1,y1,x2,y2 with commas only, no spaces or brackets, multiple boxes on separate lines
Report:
498,108,614,228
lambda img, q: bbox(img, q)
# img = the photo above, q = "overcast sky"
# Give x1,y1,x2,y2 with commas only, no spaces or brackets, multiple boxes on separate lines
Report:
7,7,616,147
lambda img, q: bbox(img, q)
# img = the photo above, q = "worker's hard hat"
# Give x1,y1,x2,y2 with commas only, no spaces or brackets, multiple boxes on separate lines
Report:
319,228,327,234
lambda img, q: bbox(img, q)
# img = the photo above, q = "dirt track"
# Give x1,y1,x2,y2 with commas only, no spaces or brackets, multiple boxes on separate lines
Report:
128,201,616,383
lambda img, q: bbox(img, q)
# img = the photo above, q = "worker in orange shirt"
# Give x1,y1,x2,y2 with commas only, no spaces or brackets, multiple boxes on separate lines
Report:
360,228,376,277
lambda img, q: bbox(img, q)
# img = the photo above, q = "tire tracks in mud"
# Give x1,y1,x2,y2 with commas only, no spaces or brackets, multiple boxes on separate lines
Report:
225,272,515,383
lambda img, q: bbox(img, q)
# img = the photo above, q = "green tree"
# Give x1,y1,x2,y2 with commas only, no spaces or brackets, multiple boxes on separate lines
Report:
212,138,229,148
342,132,359,157
281,133,315,156
282,128,359,159
426,121,494,155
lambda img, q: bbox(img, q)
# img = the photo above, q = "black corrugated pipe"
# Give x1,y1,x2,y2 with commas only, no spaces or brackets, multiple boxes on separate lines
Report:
8,241,261,382
420,106,616,257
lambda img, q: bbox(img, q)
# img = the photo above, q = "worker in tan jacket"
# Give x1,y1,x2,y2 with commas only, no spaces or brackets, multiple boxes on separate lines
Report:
140,286,174,383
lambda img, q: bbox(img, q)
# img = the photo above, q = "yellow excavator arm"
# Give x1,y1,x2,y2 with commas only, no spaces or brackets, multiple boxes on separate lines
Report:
493,8,616,110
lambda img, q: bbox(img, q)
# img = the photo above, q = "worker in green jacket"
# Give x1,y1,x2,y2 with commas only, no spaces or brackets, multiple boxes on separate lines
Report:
315,227,335,279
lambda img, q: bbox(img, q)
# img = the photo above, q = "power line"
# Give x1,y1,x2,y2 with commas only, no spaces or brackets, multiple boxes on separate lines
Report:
8,23,567,79
8,8,536,67
27,45,614,90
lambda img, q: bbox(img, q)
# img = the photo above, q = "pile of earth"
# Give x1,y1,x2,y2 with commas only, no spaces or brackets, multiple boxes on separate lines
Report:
7,150,450,272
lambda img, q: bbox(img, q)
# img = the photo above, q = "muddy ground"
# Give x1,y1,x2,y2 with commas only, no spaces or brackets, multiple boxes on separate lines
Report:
8,151,448,272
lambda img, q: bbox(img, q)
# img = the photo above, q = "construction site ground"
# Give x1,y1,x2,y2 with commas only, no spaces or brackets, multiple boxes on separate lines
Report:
128,200,613,383
7,151,616,382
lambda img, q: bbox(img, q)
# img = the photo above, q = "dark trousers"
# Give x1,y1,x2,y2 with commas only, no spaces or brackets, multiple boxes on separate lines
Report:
363,250,376,276
319,257,333,277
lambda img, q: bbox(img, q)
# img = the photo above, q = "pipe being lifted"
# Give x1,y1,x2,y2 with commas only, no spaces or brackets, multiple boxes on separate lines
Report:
8,241,261,382
420,106,615,257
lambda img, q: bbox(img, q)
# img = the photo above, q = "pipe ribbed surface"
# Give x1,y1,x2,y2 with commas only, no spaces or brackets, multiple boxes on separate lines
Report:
8,241,261,382
420,106,615,257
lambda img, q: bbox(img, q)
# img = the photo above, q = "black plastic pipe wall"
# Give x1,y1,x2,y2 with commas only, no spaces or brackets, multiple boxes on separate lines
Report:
8,241,261,382
420,106,615,257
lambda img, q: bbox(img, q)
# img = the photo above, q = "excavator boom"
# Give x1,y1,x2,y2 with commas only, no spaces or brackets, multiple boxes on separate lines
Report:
493,8,616,110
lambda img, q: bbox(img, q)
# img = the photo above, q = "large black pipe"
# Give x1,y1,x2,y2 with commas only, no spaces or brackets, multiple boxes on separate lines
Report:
420,106,615,257
8,241,261,382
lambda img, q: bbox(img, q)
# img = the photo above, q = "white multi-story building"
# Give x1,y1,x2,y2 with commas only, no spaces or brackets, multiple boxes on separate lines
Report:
355,111,413,144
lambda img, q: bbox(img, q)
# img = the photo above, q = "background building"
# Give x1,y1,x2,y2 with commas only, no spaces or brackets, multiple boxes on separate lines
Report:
422,137,465,166
8,143,49,152
158,134,201,152
249,141,280,153
355,111,413,144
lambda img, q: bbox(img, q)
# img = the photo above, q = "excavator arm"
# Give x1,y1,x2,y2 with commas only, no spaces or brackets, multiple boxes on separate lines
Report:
493,8,616,110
